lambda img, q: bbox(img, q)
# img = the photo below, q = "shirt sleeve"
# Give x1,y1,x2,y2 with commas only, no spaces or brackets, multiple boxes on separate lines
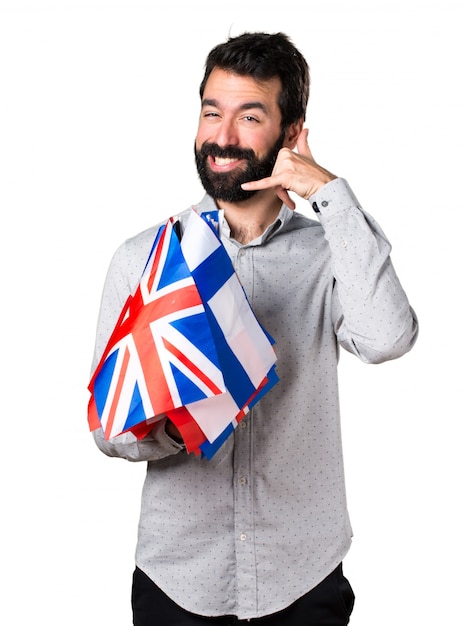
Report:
310,178,419,363
89,235,186,462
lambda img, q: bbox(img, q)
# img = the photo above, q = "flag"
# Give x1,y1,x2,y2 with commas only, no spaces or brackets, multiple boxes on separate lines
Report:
88,209,278,458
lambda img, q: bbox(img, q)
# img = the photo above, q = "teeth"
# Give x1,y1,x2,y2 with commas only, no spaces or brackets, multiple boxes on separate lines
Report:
214,157,237,166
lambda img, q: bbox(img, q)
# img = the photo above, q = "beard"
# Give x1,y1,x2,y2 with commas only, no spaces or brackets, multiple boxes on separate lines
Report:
194,130,286,203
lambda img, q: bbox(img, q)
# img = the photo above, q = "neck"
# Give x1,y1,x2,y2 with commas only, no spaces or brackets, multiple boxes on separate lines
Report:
218,191,282,245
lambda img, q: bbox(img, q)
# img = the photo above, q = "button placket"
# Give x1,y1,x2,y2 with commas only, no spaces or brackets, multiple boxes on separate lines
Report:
229,244,258,611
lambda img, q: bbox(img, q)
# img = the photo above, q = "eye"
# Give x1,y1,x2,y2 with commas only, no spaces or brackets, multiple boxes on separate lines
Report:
242,115,260,123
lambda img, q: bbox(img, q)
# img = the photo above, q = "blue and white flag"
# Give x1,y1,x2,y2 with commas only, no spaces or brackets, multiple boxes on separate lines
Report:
88,208,278,458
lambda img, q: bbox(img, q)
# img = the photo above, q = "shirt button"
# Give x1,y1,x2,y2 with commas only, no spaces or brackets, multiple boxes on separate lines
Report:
240,533,247,541
341,240,348,248
321,200,329,207
239,421,247,429
239,476,247,486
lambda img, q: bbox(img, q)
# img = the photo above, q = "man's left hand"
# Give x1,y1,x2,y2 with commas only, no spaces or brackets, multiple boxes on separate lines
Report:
241,128,337,210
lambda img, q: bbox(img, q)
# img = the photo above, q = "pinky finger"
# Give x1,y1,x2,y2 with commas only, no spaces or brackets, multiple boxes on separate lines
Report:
276,187,296,210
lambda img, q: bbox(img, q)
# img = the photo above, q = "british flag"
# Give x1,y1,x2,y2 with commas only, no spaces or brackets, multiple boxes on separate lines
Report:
88,209,278,458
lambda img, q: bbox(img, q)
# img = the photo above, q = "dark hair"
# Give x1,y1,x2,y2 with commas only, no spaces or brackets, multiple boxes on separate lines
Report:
199,32,310,130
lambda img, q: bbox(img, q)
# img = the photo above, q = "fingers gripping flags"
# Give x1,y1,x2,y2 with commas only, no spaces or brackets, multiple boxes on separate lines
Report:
88,209,278,459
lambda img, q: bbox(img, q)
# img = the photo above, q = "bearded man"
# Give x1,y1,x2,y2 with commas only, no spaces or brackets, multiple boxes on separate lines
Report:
90,31,418,626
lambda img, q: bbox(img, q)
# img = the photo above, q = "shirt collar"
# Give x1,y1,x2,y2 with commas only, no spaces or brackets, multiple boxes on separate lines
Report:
196,195,294,246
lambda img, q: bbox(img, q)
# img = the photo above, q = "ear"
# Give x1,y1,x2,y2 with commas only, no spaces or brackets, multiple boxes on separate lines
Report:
283,119,304,149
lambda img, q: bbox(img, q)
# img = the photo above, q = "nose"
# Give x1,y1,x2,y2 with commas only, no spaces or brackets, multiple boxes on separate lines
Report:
212,118,240,148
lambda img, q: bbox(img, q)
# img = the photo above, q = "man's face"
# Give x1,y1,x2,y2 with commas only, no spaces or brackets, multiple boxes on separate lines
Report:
195,68,286,203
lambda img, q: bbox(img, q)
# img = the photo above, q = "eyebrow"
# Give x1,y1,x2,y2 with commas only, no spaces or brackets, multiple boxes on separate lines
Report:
201,98,268,113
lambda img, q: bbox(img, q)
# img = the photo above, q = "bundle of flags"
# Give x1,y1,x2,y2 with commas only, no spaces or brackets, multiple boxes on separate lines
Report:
88,209,278,459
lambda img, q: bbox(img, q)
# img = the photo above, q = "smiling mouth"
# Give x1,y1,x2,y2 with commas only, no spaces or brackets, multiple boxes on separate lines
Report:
209,155,245,172
214,157,239,166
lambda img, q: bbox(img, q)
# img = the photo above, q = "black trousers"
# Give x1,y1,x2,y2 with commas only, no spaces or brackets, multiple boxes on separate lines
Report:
132,564,355,625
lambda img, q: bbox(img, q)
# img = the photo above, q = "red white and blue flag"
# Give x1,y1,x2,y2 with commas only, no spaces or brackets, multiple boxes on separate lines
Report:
88,209,278,458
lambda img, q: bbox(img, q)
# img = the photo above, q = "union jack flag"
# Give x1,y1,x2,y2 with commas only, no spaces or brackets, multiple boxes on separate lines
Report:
88,209,278,458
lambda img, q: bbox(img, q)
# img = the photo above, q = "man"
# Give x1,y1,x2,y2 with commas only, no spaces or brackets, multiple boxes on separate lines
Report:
90,32,418,625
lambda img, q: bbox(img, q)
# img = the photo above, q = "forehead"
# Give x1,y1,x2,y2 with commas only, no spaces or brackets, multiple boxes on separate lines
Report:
202,68,282,113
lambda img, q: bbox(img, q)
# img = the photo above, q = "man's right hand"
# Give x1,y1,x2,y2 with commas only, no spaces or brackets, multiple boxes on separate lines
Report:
165,419,183,443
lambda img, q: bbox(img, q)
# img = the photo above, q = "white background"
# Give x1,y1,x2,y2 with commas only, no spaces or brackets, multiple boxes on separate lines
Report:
1,0,464,624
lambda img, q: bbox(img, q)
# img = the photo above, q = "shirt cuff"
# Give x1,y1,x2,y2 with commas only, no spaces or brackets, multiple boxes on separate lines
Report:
309,178,361,220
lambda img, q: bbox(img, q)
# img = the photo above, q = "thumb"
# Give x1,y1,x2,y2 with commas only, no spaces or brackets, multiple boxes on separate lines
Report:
297,128,313,159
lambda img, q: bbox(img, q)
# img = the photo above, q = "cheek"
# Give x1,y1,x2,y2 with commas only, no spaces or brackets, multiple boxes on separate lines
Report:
254,142,273,161
195,128,210,151
248,130,279,159
196,117,216,144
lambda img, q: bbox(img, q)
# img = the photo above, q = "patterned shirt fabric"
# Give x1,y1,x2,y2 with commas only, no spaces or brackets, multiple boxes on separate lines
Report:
91,177,418,620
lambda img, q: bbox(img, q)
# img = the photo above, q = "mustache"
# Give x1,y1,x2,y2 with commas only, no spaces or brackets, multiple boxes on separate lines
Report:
197,142,256,161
